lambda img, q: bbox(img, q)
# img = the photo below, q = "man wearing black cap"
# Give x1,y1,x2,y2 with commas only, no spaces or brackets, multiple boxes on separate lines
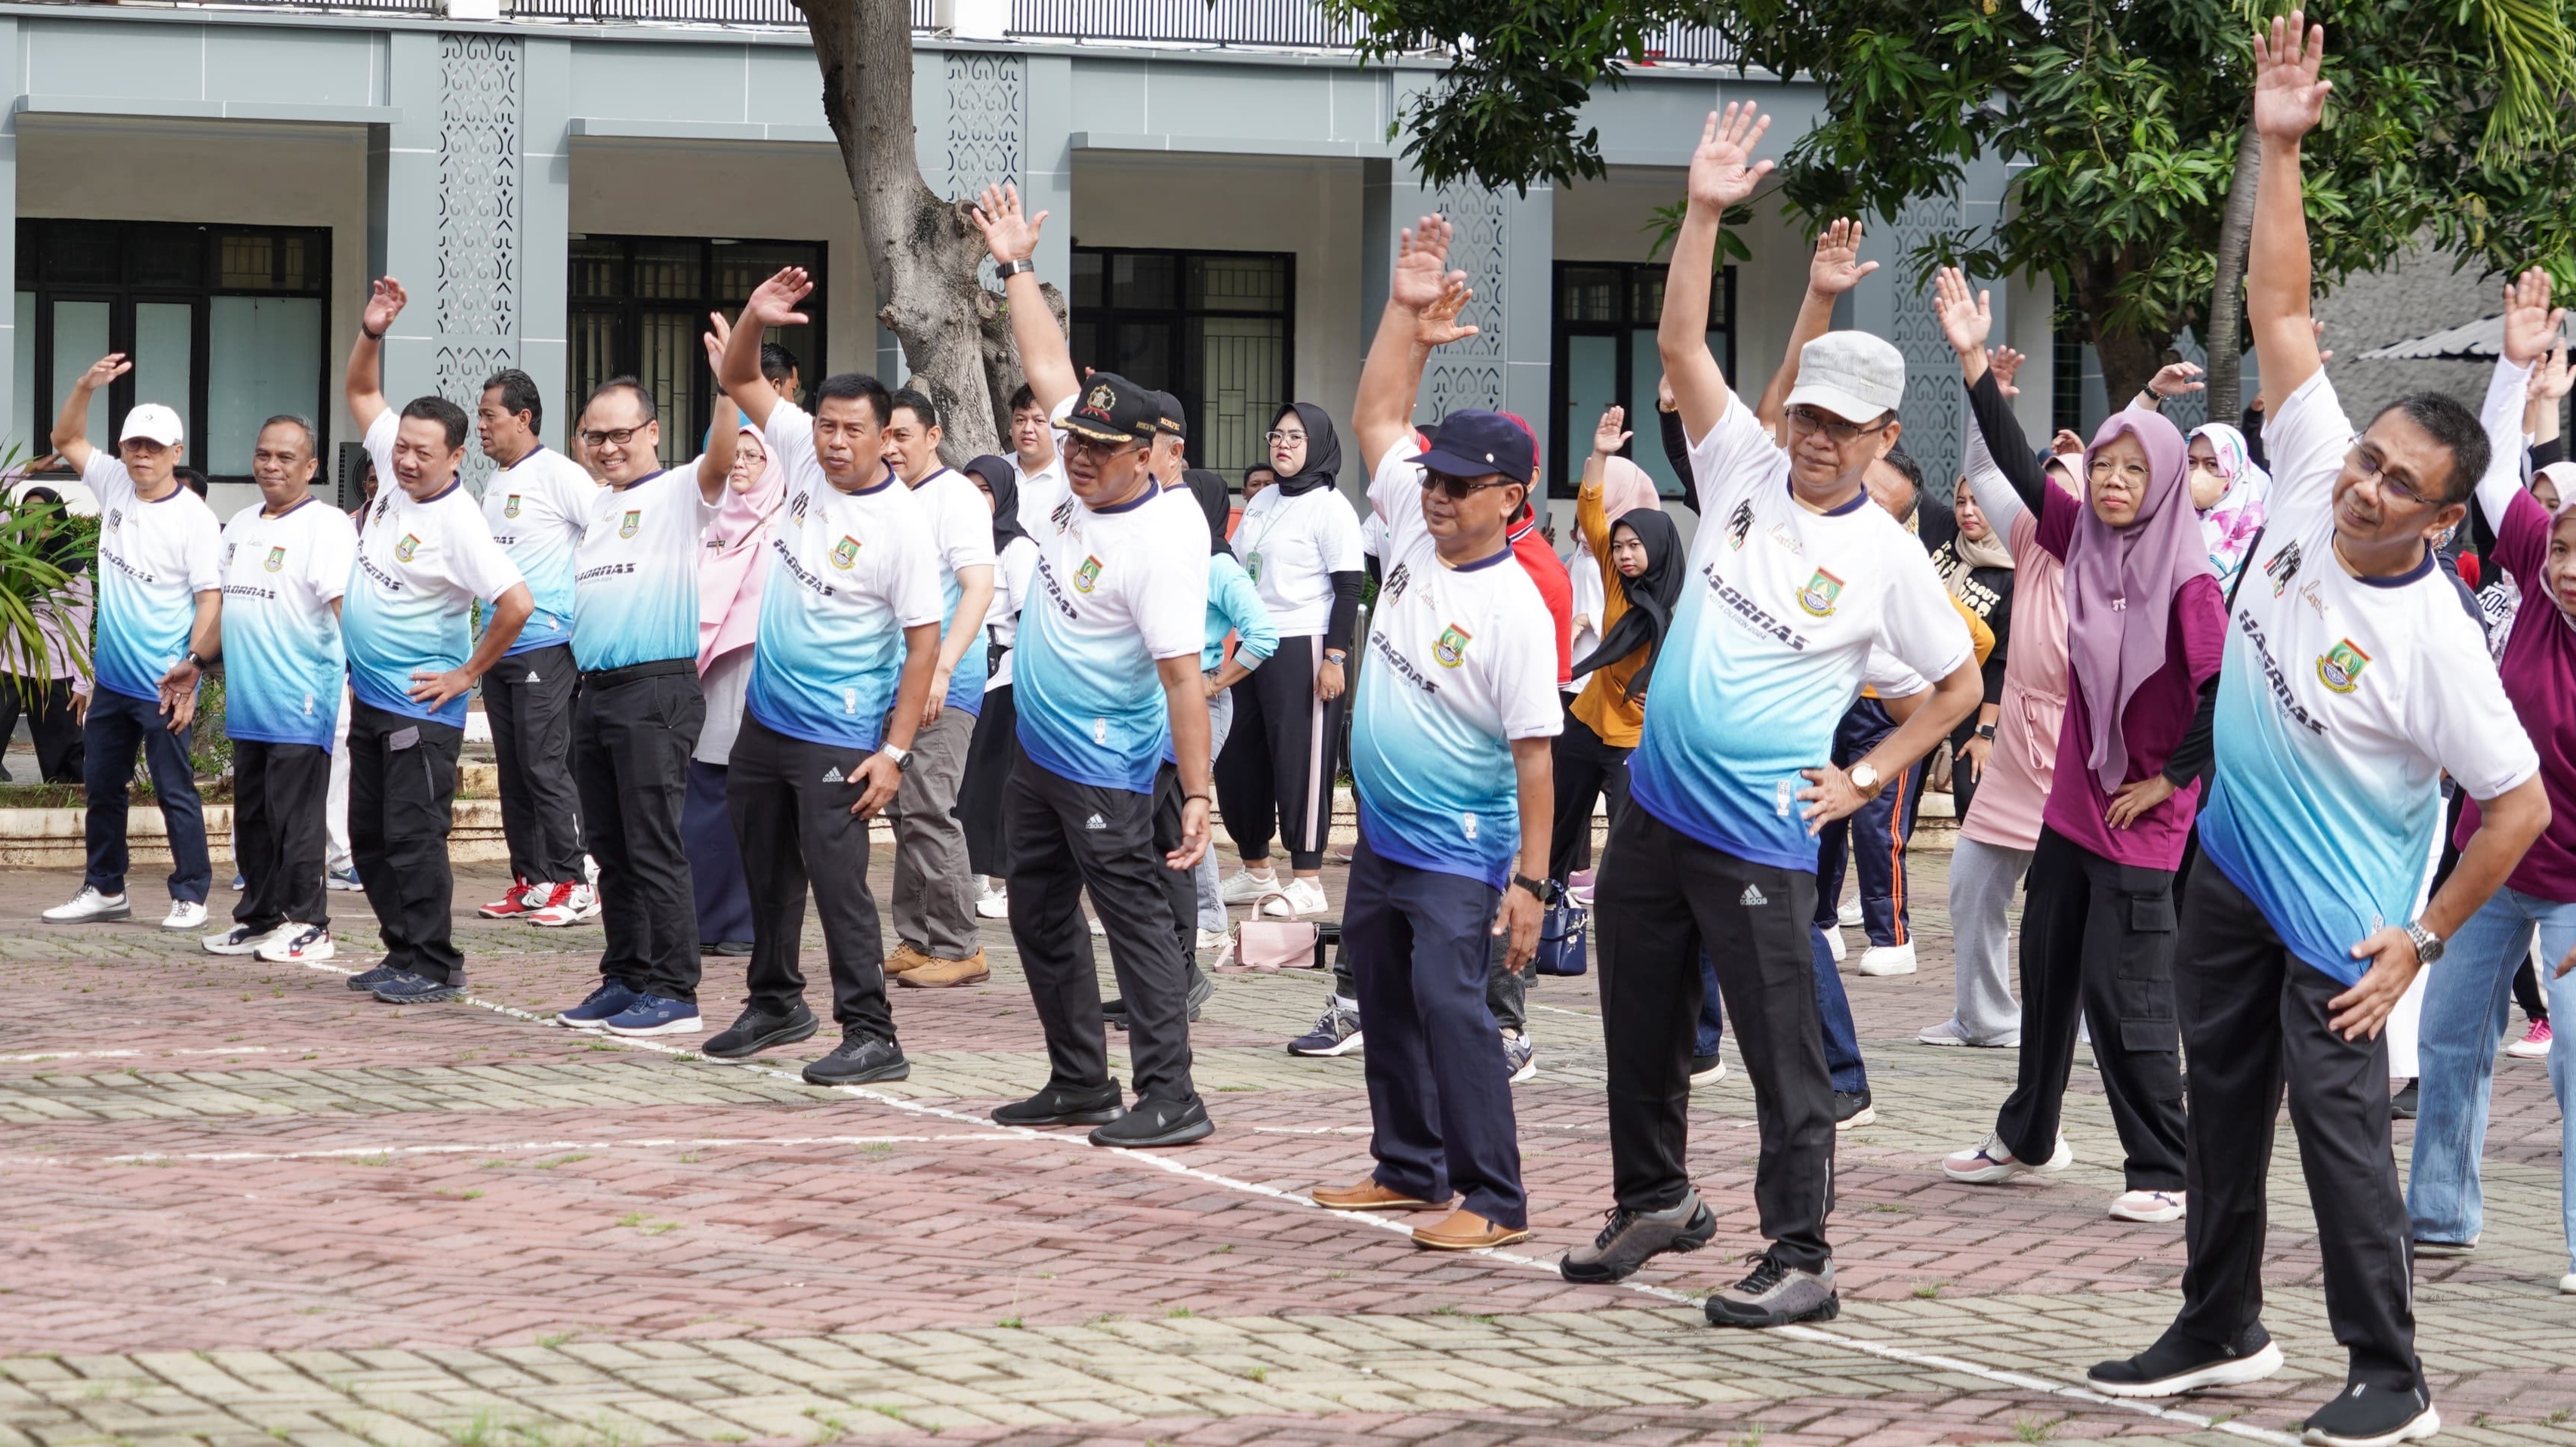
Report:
1307,214,1561,1251
975,183,1218,1147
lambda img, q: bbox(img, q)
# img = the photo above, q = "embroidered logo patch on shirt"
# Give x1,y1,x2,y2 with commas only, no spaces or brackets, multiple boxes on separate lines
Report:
1434,624,1472,668
504,495,522,519
832,535,860,569
1798,568,1845,618
618,510,641,539
394,533,420,563
2317,637,2371,695
264,546,285,573
1074,555,1104,594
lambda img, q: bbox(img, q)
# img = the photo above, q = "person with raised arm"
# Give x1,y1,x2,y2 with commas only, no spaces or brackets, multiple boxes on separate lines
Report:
337,277,537,1005
2406,267,2576,1299
694,271,943,1081
2083,22,2547,1442
1567,105,1980,1325
972,183,1217,1149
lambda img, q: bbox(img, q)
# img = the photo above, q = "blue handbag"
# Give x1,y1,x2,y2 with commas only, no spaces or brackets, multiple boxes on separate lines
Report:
1533,899,1589,976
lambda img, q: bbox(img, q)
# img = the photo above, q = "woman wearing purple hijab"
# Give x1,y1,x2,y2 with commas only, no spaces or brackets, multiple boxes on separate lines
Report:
1930,268,2228,1226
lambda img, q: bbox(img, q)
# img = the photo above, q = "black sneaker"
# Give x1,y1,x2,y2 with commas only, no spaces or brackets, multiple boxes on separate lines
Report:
345,964,405,992
1835,1088,1876,1129
1105,967,1215,1029
801,1032,909,1084
992,1082,1126,1128
2390,1081,2419,1119
1559,1196,1719,1283
1703,1250,1838,1328
703,939,754,957
2300,1381,2438,1447
373,971,464,1004
704,1003,820,1060
1089,1095,1212,1148
2088,1325,2284,1397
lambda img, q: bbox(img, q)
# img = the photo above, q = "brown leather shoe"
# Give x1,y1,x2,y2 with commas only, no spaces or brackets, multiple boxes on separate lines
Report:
884,942,930,976
895,949,990,988
1411,1208,1532,1251
1312,1177,1451,1212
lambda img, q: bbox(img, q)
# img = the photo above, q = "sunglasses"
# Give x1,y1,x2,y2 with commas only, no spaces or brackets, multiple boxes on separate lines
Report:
1065,434,1147,461
1418,472,1521,500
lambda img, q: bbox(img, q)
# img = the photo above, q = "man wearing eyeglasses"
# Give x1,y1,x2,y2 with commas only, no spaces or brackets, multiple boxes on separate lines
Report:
1574,104,1981,1327
975,183,1217,1149
550,328,739,1037
1303,214,1561,1253
337,278,538,1004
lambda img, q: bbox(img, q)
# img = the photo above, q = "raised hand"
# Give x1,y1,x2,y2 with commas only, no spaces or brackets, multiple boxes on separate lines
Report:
362,277,407,336
2534,340,2573,405
1391,215,1463,313
1992,346,2028,399
1808,218,1880,298
1933,267,1993,357
2146,361,2208,399
969,182,1047,266
703,310,734,374
75,353,132,393
2501,267,2564,367
744,267,813,330
1687,103,1773,214
2251,11,2331,145
1413,276,1479,349
1592,405,1633,457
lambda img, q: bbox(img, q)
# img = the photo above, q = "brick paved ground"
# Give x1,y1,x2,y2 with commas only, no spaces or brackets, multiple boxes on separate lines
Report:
4,834,2572,1447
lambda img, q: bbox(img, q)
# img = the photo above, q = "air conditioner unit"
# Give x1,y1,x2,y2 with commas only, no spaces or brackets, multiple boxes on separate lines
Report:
937,0,1009,41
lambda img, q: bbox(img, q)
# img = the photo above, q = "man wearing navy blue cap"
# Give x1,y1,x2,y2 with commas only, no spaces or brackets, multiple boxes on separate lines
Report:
1308,215,1562,1251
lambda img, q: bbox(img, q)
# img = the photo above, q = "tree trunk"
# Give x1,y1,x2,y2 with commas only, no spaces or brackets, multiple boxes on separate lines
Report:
2091,326,2169,418
793,0,1064,467
2202,124,2262,433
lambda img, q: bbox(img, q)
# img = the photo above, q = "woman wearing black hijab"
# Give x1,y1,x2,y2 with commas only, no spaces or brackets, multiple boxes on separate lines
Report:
1213,402,1365,919
956,454,1039,918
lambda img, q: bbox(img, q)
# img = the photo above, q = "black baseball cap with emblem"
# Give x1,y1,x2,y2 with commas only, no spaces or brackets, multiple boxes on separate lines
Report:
1152,391,1187,440
1410,408,1534,484
1063,372,1160,446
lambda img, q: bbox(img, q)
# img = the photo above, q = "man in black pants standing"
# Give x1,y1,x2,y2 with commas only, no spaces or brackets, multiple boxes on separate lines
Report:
2083,21,2547,1447
338,277,537,1003
975,182,1216,1149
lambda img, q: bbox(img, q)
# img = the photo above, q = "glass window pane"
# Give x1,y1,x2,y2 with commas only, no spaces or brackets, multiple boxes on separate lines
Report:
1197,316,1282,476
14,292,32,460
1561,267,1619,322
51,300,110,449
636,310,700,464
1563,332,1619,493
569,309,621,439
208,296,322,477
131,230,203,289
282,235,311,292
570,239,622,301
1111,320,1172,390
712,242,822,305
1189,255,1286,314
1632,272,1665,327
41,224,119,285
132,302,195,452
1069,251,1104,310
220,234,276,290
630,242,701,303
1111,253,1176,310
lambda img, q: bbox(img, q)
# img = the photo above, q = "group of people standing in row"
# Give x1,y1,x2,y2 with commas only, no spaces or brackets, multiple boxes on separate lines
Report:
23,16,2571,1447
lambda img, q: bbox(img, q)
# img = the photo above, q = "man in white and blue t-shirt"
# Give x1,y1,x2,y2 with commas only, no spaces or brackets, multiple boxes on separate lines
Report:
978,184,1216,1149
39,359,223,933
706,267,947,1082
199,415,356,967
551,333,738,1038
874,387,997,988
2083,24,2547,1445
339,278,538,1004
1576,105,1983,1326
472,368,596,923
1304,215,1562,1254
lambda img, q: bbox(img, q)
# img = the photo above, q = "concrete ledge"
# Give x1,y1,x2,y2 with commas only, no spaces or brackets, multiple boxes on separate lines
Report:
14,95,403,126
1069,129,1392,159
0,800,508,869
569,116,837,145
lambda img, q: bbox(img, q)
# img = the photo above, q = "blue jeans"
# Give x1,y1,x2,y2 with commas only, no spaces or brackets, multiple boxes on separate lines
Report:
83,686,210,903
2408,886,2576,1268
1697,954,1726,1057
1813,924,1868,1093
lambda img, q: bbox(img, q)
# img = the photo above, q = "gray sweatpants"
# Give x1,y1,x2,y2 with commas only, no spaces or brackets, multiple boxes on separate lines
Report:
889,706,980,959
1943,835,2030,1045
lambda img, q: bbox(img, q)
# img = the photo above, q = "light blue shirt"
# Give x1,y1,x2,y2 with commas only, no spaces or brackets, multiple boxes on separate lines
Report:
347,412,525,725
82,452,221,704
220,496,356,749
484,445,596,658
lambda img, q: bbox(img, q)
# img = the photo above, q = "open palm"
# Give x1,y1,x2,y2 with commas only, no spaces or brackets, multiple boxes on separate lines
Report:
1809,219,1879,298
2251,12,2331,143
2501,267,2563,367
1933,268,1992,356
1391,216,1460,312
1687,103,1773,212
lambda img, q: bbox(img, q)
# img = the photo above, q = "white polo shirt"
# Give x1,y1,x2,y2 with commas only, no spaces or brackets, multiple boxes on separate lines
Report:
483,444,595,658
572,460,713,673
347,411,525,725
907,464,1001,718
82,452,221,704
219,496,356,749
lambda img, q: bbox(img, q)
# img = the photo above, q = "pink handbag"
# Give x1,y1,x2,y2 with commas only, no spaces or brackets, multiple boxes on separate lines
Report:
1234,919,1322,970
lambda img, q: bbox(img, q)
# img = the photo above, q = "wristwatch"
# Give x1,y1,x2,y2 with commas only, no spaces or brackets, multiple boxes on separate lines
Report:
1974,724,1995,741
877,745,911,773
994,258,1037,279
1848,762,1881,794
1511,873,1563,907
2404,920,2445,967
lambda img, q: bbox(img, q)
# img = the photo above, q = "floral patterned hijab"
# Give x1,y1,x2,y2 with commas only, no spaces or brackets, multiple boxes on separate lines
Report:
2190,422,2269,588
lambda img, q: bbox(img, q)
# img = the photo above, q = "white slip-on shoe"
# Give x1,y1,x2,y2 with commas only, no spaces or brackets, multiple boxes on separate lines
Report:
1943,1132,2073,1183
44,887,131,924
2109,1189,2186,1223
161,899,209,930
1857,942,1918,976
1263,877,1329,918
1219,869,1283,904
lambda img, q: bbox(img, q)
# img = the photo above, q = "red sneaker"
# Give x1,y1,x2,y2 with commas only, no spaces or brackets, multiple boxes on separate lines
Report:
477,877,547,918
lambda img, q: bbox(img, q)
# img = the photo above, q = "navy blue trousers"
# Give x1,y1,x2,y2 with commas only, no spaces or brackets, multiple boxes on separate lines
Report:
1344,832,1527,1228
84,686,210,903
686,760,753,947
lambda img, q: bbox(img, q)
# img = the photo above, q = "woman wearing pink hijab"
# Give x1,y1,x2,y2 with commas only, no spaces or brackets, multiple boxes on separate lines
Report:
1932,269,2227,1226
683,416,788,955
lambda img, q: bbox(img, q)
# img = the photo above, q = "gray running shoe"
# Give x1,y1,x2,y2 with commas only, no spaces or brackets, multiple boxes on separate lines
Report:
1559,1193,1718,1283
1703,1251,1838,1328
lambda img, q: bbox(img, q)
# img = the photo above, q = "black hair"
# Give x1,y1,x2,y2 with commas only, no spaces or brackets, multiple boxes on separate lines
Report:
399,396,472,452
481,369,543,430
257,414,319,459
174,466,211,499
814,372,895,426
2370,393,2491,506
759,341,800,384
1009,383,1039,415
587,376,658,426
889,387,941,431
1877,446,1924,523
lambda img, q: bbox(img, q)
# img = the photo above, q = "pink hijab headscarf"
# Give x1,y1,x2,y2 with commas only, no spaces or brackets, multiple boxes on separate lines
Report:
2063,406,2211,794
698,422,786,673
1601,455,1661,525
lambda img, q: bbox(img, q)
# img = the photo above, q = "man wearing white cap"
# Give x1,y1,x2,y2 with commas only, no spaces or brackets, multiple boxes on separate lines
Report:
1567,106,1981,1327
41,356,224,931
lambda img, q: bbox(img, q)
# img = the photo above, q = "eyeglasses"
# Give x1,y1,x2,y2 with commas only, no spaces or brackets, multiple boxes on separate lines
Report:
578,424,650,447
1265,430,1307,446
1786,406,1892,445
1418,473,1519,500
1065,434,1145,461
2349,443,2433,509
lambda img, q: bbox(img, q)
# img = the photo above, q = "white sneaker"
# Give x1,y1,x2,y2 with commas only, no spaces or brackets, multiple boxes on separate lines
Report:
1088,915,1106,936
202,923,281,955
2109,1189,2186,1223
43,887,130,924
2559,1271,2576,1294
1263,877,1330,918
1857,942,1918,976
584,854,599,890
1690,1054,1728,1087
975,881,1009,920
161,899,209,930
1502,1029,1536,1082
1219,868,1283,905
1943,1132,2073,1183
1837,899,1863,927
1195,928,1229,951
257,924,334,964
1820,924,1847,963
527,884,599,927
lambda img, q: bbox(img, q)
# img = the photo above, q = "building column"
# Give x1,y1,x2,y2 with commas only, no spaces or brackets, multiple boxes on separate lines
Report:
0,18,24,452
521,38,572,450
1376,171,1556,475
